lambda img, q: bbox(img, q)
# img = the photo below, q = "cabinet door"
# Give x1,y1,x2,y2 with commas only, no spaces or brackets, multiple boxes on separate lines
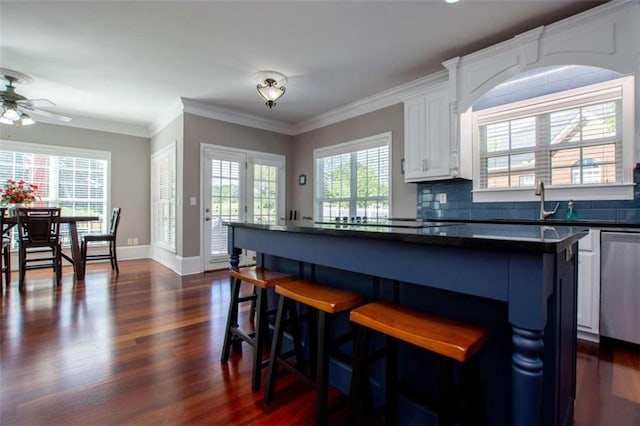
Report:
577,251,596,330
577,229,600,339
403,96,428,181
403,84,451,182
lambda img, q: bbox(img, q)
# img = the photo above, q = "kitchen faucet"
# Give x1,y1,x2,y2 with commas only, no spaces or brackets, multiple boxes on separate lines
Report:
535,180,559,220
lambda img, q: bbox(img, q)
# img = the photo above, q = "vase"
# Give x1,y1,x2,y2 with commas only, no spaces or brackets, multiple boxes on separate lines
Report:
6,203,33,216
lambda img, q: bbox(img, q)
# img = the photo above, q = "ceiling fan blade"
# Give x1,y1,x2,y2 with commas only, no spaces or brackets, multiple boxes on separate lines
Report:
22,106,72,122
18,98,56,108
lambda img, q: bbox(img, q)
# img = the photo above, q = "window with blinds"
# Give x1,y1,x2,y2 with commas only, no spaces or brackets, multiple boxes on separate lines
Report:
209,158,241,258
314,132,391,221
151,144,176,252
475,77,629,194
0,141,108,247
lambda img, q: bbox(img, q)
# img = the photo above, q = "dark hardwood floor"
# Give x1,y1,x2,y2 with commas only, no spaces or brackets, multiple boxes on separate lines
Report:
1,259,638,425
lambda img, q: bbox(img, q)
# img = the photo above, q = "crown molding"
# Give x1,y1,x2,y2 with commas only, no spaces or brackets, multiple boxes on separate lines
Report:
448,0,637,67
33,114,150,138
149,71,448,138
150,97,297,136
180,98,297,135
292,70,448,135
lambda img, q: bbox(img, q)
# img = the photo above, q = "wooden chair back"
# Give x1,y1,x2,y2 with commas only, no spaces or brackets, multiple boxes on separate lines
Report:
1,207,10,237
109,207,121,236
15,207,61,245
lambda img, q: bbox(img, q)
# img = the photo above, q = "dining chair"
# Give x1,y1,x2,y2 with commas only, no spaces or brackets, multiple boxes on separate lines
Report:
81,207,121,273
15,207,62,289
1,208,12,289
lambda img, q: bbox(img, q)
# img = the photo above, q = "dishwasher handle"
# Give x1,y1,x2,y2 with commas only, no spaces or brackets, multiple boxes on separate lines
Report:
601,231,640,244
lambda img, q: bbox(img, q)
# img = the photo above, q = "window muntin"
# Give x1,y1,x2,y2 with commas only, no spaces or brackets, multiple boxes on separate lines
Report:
477,81,624,191
253,164,278,225
0,142,109,248
314,132,391,221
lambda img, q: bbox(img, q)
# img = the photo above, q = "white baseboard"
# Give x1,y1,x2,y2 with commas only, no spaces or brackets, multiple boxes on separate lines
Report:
8,244,151,271
118,245,152,260
578,330,600,343
150,245,203,276
175,256,203,276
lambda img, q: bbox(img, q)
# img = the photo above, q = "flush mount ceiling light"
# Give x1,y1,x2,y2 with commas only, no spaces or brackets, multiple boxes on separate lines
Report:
253,71,287,109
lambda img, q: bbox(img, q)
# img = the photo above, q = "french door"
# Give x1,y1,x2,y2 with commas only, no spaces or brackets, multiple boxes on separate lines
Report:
201,145,285,271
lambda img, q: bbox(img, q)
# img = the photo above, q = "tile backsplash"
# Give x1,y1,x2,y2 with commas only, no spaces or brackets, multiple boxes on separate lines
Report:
417,166,640,223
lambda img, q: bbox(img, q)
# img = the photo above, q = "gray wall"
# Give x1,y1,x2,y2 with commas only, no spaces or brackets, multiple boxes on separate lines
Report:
182,113,293,257
290,103,416,219
1,123,150,247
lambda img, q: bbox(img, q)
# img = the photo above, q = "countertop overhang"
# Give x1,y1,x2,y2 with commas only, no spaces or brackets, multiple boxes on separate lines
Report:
225,221,587,254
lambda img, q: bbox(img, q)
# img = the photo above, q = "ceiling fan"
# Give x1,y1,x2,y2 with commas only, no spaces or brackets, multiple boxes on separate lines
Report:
0,68,71,127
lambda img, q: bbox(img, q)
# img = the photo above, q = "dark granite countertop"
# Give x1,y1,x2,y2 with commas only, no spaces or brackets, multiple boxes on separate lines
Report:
226,220,588,254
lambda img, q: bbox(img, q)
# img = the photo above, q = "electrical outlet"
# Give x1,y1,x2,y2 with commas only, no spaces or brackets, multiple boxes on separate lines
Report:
127,238,133,245
133,238,138,245
438,193,447,204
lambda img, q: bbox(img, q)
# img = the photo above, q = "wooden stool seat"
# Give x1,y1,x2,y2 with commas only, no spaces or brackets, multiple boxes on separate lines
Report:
349,301,487,362
221,266,295,393
230,266,295,289
265,279,364,424
275,280,364,314
348,301,488,425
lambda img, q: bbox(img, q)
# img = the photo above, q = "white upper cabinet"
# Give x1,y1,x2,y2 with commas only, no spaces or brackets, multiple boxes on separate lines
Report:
403,82,450,181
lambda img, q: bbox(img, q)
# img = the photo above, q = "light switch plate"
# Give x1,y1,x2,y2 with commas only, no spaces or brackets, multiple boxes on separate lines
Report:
190,197,197,206
438,193,447,204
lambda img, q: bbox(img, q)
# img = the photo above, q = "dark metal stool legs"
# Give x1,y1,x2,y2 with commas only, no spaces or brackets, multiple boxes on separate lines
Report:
220,276,242,364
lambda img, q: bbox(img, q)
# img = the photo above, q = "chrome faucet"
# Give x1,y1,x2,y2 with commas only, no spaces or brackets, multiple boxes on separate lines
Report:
535,180,559,220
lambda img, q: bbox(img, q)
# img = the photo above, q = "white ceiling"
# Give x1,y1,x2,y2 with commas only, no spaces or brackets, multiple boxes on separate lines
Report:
0,0,607,135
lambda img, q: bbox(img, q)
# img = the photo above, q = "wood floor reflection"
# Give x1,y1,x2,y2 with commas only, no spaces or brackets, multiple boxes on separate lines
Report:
1,259,638,425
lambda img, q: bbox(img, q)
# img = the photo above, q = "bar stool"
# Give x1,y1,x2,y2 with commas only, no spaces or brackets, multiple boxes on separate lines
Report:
264,279,364,424
347,301,487,425
220,266,295,392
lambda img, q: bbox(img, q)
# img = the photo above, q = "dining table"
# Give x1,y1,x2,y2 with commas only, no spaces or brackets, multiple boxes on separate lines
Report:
1,208,100,280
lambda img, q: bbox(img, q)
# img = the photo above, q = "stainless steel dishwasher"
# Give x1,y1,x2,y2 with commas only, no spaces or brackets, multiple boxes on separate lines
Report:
600,231,640,345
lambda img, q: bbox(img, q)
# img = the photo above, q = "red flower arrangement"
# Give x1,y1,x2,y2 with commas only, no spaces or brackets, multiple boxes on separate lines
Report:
1,179,39,204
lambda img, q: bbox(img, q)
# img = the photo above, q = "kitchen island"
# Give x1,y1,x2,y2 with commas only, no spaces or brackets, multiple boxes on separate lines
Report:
226,221,587,425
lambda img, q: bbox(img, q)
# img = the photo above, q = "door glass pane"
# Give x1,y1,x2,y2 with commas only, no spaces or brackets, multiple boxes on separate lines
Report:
253,164,278,225
210,159,240,257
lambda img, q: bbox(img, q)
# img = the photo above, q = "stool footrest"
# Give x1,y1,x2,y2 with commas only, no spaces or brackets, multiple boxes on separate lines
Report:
229,327,256,347
237,294,257,303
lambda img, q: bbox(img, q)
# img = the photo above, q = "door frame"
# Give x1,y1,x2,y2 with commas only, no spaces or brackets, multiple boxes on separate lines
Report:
199,143,286,272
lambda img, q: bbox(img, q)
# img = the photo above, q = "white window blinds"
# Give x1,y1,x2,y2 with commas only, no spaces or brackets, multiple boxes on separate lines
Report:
314,132,391,221
0,141,109,247
151,144,176,252
209,157,241,258
476,78,627,192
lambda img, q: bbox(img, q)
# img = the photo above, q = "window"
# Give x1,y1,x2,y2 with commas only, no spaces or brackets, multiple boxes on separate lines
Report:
151,143,176,252
314,132,391,221
0,140,109,247
252,163,279,225
472,76,635,201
